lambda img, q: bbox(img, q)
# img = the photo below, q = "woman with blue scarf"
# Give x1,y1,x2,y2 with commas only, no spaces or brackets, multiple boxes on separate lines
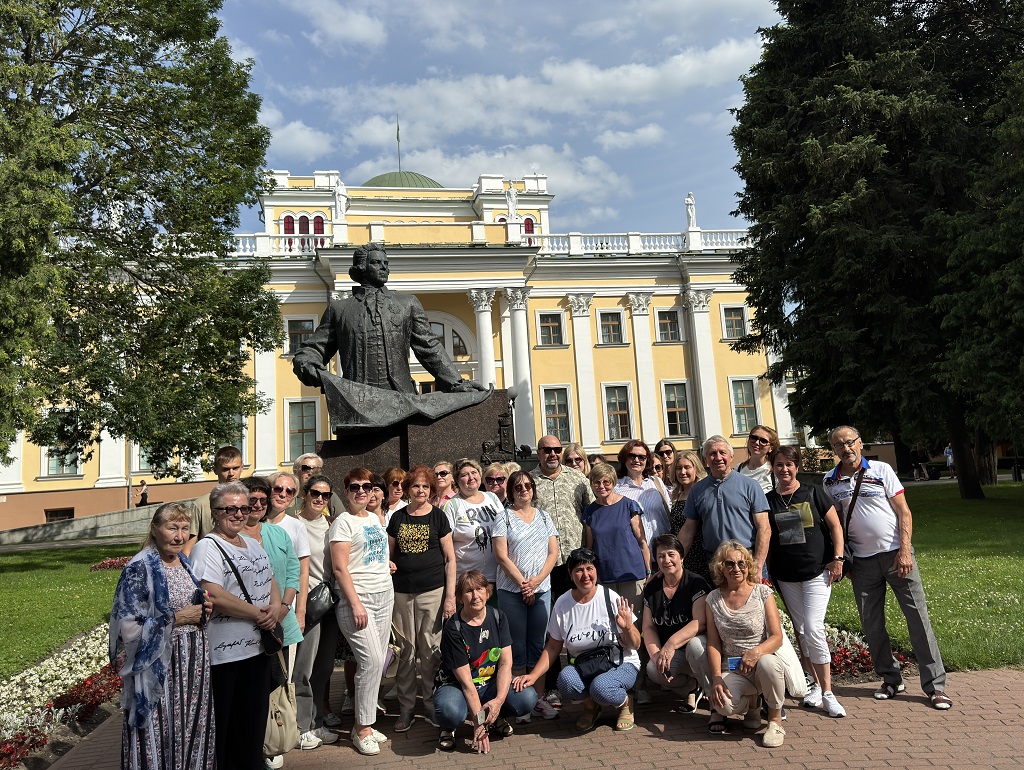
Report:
110,502,215,770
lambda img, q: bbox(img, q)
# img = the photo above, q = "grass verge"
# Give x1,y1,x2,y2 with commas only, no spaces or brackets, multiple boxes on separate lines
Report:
0,543,140,680
825,482,1024,671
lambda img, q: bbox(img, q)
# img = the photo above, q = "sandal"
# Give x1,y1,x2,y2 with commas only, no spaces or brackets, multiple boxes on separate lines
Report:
873,681,906,700
614,695,635,732
930,691,953,710
575,704,601,732
708,710,728,735
437,730,456,752
492,718,514,737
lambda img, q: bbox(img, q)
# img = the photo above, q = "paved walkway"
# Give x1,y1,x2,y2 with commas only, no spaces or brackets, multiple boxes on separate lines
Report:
50,668,1023,770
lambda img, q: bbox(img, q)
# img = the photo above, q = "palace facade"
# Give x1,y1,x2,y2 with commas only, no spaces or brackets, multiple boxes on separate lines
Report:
0,169,796,529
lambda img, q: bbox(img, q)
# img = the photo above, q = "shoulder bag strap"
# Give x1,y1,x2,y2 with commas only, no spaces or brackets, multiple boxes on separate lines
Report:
205,535,255,605
841,469,865,556
602,585,624,664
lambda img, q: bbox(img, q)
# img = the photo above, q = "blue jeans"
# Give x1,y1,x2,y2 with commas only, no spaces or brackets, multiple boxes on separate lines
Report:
558,663,638,707
497,589,550,669
433,680,538,731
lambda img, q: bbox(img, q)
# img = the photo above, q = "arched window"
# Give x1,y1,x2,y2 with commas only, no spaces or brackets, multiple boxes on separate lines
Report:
497,217,507,224
313,216,325,235
299,216,310,234
523,217,535,234
283,215,295,235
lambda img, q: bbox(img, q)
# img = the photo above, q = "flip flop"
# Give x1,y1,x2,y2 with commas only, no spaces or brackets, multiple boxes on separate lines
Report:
576,705,601,732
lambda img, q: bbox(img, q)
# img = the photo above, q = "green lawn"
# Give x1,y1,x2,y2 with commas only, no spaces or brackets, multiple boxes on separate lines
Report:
824,483,1024,671
0,542,140,680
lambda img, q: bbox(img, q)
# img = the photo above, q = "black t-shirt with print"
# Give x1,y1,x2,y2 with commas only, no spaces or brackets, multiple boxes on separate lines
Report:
766,484,833,583
387,505,451,594
436,606,511,689
642,571,711,644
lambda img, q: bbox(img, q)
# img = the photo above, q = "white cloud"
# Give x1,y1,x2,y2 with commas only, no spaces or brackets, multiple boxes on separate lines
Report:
281,0,386,51
227,37,257,64
595,123,666,151
261,106,337,164
260,29,292,46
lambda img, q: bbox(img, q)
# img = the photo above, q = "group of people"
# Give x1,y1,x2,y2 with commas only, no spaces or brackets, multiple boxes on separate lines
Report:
110,424,952,767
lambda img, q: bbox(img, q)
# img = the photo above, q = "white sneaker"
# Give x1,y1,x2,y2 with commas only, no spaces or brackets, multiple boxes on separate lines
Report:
341,695,355,714
313,726,339,744
762,721,786,748
351,728,380,755
323,711,342,727
822,691,846,718
545,689,562,708
802,683,823,708
635,688,652,706
370,727,388,743
532,697,559,720
297,730,323,750
265,756,284,769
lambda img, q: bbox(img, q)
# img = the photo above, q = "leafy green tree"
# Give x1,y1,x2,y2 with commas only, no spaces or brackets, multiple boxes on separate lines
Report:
728,0,1015,498
0,1,281,474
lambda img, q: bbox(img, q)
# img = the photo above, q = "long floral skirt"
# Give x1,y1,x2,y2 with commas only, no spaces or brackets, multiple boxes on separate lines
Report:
121,627,215,770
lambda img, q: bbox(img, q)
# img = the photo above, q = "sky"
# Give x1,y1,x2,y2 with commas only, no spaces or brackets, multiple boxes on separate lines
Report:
218,0,781,236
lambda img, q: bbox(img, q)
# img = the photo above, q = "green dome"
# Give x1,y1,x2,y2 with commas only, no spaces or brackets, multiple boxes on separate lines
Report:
361,170,443,188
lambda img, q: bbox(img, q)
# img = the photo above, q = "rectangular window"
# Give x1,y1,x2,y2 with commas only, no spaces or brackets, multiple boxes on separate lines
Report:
137,448,154,472
288,401,317,460
543,388,571,443
599,312,623,344
731,379,758,434
419,380,436,395
46,448,78,476
723,307,746,339
287,318,314,353
604,385,632,441
538,313,564,346
657,310,682,342
663,383,691,436
45,508,74,522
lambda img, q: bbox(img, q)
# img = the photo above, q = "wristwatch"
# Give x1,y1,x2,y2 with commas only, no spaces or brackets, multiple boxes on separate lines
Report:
833,556,845,562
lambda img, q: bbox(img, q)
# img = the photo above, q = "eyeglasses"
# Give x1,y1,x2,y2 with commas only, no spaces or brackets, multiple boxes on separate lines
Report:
390,480,403,487
539,446,563,454
348,482,373,494
656,449,674,457
307,490,331,500
435,469,451,477
213,505,251,516
272,485,296,497
749,435,771,446
628,453,648,461
485,476,506,485
513,482,533,492
566,456,585,466
831,438,859,450
652,464,663,473
723,559,748,570
249,497,267,508
299,464,322,473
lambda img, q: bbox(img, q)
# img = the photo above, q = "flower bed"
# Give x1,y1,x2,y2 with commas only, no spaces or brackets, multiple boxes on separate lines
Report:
0,625,122,770
90,556,132,572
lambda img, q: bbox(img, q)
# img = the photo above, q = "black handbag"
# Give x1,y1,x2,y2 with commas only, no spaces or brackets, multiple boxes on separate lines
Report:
569,586,621,686
305,581,338,625
206,536,285,656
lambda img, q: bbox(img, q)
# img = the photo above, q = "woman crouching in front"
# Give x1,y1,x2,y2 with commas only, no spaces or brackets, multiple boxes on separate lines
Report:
433,570,537,753
512,548,641,732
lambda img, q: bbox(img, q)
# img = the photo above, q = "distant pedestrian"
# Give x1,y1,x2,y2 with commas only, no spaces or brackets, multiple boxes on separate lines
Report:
138,480,149,507
944,443,956,479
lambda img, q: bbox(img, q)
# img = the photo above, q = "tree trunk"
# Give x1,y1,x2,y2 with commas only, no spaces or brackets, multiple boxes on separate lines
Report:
891,427,912,477
974,428,997,486
946,405,985,499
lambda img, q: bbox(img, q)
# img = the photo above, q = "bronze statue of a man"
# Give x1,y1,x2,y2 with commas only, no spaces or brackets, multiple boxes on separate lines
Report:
293,244,486,419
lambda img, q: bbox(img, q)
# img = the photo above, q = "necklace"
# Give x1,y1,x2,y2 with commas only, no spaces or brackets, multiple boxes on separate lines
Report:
777,483,799,508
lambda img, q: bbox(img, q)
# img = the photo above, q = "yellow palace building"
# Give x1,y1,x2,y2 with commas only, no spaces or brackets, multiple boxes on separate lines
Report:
0,169,796,529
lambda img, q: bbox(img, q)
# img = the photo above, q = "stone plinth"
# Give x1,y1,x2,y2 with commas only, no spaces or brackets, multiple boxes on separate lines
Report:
318,389,514,479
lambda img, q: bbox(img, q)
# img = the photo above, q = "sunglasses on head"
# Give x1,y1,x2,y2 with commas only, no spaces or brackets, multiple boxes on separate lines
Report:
348,482,373,494
272,485,296,496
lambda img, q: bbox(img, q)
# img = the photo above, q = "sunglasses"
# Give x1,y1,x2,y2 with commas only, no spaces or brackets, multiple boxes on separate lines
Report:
272,485,296,497
248,496,267,508
513,482,533,491
348,482,373,494
213,505,251,516
299,464,322,473
652,464,663,473
628,453,648,461
657,449,674,456
749,436,771,445
390,480,403,487
539,446,563,454
435,469,451,477
485,476,506,485
723,559,748,570
566,456,585,465
307,490,331,500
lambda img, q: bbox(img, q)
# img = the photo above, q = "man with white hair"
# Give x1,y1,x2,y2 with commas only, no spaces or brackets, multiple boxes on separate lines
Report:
677,435,770,576
287,452,345,517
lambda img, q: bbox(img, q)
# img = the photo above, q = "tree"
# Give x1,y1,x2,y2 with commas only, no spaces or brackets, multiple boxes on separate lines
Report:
1,0,281,474
728,0,1024,498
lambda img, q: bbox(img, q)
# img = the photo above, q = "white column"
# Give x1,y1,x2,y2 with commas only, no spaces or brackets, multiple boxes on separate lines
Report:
468,289,497,387
254,347,280,476
627,293,661,442
567,294,601,451
0,433,25,493
505,287,536,448
498,297,513,388
767,351,796,444
94,430,127,488
685,289,723,440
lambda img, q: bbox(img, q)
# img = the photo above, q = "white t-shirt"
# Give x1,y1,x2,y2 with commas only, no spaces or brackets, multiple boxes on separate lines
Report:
738,462,774,494
190,535,272,665
444,492,503,582
328,512,392,595
822,459,904,558
548,587,641,669
268,513,311,559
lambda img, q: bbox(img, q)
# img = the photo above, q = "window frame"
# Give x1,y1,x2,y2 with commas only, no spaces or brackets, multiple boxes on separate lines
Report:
283,315,318,356
601,382,635,443
656,308,684,343
535,310,566,347
660,379,693,438
720,304,749,340
540,384,574,444
728,376,761,436
284,398,321,463
41,446,81,478
597,309,628,345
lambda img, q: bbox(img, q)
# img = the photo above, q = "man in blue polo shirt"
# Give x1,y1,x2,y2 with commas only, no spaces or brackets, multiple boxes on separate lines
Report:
822,425,951,710
678,435,770,576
